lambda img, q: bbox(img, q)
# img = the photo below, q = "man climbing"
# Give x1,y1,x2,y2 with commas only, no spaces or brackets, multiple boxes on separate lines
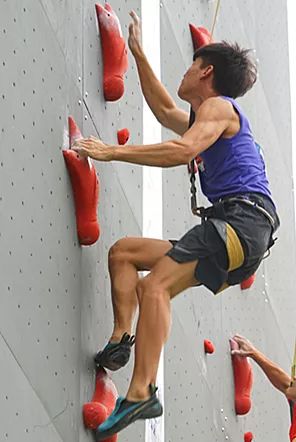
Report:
73,11,280,440
232,335,296,441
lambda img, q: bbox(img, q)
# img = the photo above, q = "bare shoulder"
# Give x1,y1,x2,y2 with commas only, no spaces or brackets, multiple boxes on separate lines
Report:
197,96,234,119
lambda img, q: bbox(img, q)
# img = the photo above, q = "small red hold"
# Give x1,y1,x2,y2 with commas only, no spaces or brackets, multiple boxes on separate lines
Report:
117,128,130,145
95,3,128,101
189,24,212,51
83,368,118,442
63,116,100,246
244,432,254,442
204,339,215,354
230,339,253,415
240,274,256,290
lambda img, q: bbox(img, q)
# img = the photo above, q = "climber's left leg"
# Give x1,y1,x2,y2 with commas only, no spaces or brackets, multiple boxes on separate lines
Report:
95,255,199,441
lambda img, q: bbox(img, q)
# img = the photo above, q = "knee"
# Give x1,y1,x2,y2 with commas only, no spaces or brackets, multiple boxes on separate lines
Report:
108,238,130,265
136,278,169,303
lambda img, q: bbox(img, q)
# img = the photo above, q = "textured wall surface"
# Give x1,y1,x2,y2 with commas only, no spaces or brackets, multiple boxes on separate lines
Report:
0,1,143,441
161,0,295,441
0,0,295,442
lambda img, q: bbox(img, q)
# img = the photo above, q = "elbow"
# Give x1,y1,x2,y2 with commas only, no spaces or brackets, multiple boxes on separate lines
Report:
173,140,195,165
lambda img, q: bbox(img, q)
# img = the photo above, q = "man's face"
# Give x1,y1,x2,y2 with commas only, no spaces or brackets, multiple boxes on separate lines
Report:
177,57,213,101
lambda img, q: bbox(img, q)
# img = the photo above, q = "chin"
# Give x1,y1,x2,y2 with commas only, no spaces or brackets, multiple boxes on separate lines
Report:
177,86,185,100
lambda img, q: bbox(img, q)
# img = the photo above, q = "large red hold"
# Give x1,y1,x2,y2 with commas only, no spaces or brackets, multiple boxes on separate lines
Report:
95,3,128,101
189,24,212,51
63,116,100,246
230,339,254,415
83,368,118,442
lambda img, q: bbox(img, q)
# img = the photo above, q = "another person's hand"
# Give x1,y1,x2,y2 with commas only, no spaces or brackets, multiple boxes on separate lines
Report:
231,334,257,358
128,11,142,57
73,136,113,162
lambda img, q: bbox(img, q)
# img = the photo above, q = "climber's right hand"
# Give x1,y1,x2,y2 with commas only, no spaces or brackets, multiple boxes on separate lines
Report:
128,10,143,57
231,334,257,358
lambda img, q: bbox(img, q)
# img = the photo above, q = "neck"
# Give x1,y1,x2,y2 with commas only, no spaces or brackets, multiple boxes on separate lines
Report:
189,88,219,113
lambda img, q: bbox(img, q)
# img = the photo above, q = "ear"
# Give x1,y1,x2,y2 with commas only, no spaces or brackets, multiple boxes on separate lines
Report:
201,64,214,79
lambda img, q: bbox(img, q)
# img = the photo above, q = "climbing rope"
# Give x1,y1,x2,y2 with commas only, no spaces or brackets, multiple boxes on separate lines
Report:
292,340,296,379
210,0,221,40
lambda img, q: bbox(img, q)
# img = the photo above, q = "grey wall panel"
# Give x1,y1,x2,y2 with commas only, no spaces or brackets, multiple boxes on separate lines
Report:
1,0,143,441
161,1,295,441
0,0,84,440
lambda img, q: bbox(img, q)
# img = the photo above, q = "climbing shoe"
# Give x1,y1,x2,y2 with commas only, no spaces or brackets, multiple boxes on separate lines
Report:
95,385,163,441
94,332,135,371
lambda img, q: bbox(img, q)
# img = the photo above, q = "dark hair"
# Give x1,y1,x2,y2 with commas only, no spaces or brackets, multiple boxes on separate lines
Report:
193,41,257,98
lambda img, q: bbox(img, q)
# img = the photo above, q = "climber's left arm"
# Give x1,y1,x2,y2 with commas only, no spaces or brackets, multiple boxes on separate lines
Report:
73,98,231,167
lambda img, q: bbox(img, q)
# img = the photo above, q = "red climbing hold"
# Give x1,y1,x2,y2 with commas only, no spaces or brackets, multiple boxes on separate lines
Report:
95,3,128,101
230,338,253,415
244,432,254,442
189,24,212,51
290,401,296,442
63,116,100,246
83,368,118,442
117,128,130,145
240,274,256,290
204,339,215,354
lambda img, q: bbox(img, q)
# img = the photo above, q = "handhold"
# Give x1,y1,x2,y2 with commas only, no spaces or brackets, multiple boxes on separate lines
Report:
230,339,253,415
244,432,253,442
204,339,215,354
240,274,256,290
83,368,118,442
95,3,128,101
117,128,130,145
189,24,212,51
63,116,100,246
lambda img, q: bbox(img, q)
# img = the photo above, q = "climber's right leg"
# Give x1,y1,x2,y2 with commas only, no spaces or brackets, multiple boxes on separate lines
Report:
94,237,173,371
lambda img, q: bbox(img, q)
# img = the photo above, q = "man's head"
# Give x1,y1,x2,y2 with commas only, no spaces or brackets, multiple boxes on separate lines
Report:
178,41,257,102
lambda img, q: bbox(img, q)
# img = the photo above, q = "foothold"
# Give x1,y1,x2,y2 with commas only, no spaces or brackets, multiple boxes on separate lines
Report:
230,339,253,415
63,116,100,246
95,3,128,101
189,24,212,51
240,274,256,290
244,432,254,442
117,128,130,145
83,368,118,442
204,339,215,354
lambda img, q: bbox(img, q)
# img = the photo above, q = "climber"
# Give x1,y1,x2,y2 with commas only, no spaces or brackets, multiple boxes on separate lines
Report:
232,335,296,442
73,11,280,440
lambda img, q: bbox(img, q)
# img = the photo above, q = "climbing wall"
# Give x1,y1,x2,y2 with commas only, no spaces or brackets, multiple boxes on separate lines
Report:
0,1,144,441
1,0,295,441
161,0,296,441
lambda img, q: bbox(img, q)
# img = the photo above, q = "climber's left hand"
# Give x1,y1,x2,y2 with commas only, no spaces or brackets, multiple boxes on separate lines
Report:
73,136,113,161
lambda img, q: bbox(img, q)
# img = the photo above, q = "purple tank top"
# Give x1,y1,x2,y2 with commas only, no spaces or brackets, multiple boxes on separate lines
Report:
198,96,274,204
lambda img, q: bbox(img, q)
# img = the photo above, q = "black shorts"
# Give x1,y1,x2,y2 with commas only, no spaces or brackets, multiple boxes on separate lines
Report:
166,193,280,294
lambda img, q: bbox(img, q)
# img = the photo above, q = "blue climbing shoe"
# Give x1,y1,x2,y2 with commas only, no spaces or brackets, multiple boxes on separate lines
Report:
94,333,135,371
95,385,163,441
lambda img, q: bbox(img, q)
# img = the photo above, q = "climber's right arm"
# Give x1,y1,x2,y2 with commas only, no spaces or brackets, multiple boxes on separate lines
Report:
128,11,189,136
